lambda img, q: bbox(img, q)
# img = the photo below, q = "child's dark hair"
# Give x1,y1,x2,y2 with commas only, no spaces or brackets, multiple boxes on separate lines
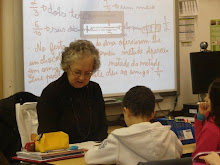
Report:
208,78,220,128
122,86,155,117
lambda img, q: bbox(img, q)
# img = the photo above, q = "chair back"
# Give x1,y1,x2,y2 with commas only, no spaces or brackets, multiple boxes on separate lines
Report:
0,91,39,162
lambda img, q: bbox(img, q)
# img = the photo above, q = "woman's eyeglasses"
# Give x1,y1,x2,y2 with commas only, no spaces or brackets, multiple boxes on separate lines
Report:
69,66,92,77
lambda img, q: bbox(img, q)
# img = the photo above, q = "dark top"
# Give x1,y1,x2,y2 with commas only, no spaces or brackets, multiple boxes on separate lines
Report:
37,72,108,143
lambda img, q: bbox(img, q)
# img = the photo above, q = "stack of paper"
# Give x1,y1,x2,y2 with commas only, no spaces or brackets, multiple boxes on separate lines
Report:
12,149,86,163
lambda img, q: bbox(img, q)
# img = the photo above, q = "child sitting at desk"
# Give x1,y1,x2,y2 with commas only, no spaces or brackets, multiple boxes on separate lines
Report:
192,78,220,157
85,86,183,165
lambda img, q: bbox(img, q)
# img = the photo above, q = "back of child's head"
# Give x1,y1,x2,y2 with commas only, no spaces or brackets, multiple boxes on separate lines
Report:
122,86,155,117
208,78,220,127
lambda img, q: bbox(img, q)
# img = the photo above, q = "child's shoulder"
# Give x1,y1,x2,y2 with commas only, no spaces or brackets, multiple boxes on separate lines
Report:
111,122,168,136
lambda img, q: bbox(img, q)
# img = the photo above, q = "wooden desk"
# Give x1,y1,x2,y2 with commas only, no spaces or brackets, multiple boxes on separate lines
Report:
182,143,196,154
48,157,85,165
49,126,196,165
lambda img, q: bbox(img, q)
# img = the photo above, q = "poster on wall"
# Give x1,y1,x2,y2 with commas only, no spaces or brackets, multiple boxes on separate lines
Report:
179,17,195,45
210,19,220,51
179,0,199,17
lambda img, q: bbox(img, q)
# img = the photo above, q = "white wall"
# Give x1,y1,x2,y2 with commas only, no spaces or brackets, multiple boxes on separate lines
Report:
178,0,220,107
2,0,220,116
2,0,23,97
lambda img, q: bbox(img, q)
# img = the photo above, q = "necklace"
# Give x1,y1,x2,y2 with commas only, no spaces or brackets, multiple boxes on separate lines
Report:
70,86,92,141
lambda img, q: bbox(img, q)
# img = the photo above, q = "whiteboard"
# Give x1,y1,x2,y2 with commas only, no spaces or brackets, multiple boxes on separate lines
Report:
23,0,177,97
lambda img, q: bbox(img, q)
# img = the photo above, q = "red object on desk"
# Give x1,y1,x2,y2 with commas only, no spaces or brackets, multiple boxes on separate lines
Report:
24,141,35,152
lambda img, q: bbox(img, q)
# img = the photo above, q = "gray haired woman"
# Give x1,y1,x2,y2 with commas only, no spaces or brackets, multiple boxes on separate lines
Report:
37,40,108,143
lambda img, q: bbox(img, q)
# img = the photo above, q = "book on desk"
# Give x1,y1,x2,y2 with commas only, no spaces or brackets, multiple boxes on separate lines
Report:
12,148,86,163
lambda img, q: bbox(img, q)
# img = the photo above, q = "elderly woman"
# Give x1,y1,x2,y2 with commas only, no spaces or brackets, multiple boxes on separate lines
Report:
37,40,108,143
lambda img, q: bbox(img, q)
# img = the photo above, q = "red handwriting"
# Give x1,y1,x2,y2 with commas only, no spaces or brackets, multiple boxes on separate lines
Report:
41,3,66,17
35,42,46,52
29,61,39,66
104,2,155,10
41,66,60,73
163,16,170,31
154,66,163,77
120,70,127,75
108,58,129,67
92,70,104,78
130,69,150,77
46,69,61,83
49,27,66,33
136,5,155,10
68,25,81,32
99,50,115,56
50,40,65,55
122,47,143,55
146,46,168,56
142,22,161,35
28,68,40,74
152,33,161,43
30,0,39,16
118,38,150,50
140,58,160,67
25,1,173,86
33,21,42,36
40,53,62,64
28,74,43,84
106,67,118,76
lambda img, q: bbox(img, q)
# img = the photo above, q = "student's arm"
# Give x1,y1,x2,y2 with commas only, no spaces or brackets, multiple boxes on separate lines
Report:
194,102,208,138
85,134,118,165
192,124,220,157
194,116,204,141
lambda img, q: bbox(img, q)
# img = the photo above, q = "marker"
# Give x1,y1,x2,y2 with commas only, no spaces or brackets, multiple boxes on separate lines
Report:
197,102,207,105
69,146,78,150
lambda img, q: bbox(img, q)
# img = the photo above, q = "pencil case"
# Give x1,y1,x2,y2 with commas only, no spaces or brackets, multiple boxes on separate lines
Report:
35,131,69,153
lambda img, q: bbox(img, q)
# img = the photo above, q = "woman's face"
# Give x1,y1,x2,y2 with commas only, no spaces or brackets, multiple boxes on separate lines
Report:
67,56,94,88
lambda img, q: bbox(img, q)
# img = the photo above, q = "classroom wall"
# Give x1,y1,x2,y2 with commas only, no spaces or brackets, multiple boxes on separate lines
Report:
0,0,3,99
1,0,16,97
1,0,220,116
1,0,23,98
178,0,220,107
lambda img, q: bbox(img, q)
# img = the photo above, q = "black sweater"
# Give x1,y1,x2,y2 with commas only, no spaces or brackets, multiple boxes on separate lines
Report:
37,72,108,143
